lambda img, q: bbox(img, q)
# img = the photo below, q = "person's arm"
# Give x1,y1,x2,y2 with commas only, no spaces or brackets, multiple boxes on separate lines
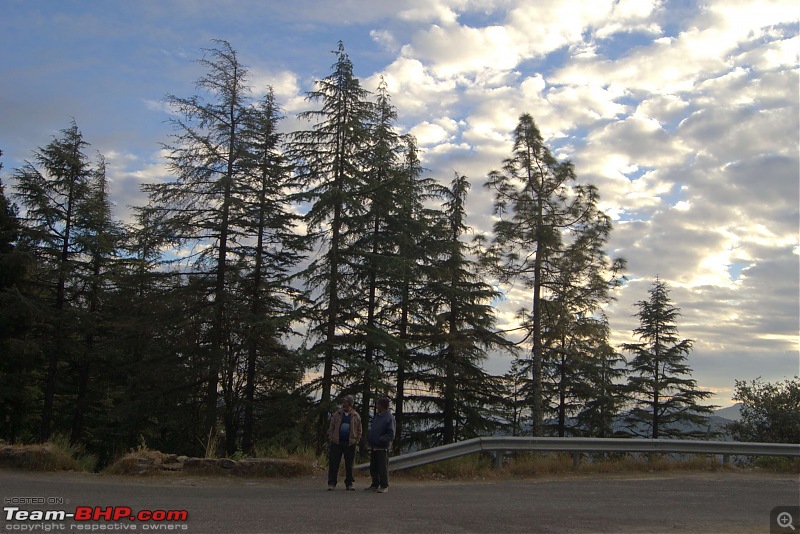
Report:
354,413,363,441
328,412,337,440
380,416,395,447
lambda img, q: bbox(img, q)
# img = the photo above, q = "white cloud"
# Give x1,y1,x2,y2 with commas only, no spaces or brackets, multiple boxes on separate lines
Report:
634,94,690,125
545,82,630,127
375,58,463,127
409,120,454,145
403,24,520,77
370,29,400,53
395,2,460,24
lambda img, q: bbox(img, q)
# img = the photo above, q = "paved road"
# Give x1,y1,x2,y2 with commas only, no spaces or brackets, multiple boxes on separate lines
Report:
2,468,798,533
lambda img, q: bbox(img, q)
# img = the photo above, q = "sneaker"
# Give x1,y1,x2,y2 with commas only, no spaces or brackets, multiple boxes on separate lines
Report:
327,484,335,491
377,486,389,493
346,485,355,491
364,486,379,492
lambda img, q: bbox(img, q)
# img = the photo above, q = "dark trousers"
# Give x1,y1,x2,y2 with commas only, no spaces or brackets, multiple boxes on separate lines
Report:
328,442,356,486
369,448,389,488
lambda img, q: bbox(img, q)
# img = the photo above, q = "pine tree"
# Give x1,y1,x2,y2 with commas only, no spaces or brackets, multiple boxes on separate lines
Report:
0,151,26,289
541,219,625,436
12,121,95,441
106,210,202,456
0,153,40,443
485,113,624,436
623,279,714,438
385,134,443,450
346,78,407,438
288,41,374,444
572,319,627,438
417,173,507,445
141,40,252,445
68,155,124,445
499,353,529,436
235,88,307,453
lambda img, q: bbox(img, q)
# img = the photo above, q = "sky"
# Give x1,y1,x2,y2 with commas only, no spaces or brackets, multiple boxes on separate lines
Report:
1,0,798,408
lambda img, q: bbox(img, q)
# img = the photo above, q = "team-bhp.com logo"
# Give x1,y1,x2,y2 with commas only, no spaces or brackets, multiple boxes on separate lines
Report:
4,506,188,530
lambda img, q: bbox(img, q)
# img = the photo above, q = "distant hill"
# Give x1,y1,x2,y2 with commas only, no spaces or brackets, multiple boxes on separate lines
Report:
714,404,742,422
509,405,743,440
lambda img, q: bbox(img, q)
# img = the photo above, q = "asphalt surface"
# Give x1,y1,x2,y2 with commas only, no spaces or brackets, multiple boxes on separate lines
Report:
1,468,798,533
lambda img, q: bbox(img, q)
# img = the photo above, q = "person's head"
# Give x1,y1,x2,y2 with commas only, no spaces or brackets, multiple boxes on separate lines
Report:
376,397,390,413
341,395,355,412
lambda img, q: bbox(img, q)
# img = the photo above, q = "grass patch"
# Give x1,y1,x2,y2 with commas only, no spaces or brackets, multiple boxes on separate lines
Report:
393,451,753,480
0,437,96,472
505,452,737,476
395,453,497,480
251,444,321,475
102,442,318,477
103,450,168,476
751,456,800,473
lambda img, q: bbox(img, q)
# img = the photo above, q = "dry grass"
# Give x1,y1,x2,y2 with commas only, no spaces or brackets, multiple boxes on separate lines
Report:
751,456,800,473
0,440,95,472
102,444,318,478
394,453,498,480
394,451,761,480
103,449,169,476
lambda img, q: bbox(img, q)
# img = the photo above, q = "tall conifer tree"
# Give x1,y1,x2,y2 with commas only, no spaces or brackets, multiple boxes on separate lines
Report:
0,152,39,443
288,42,374,443
69,156,123,445
236,88,307,453
141,40,251,444
349,78,404,437
385,135,442,450
419,173,507,444
13,121,94,441
485,113,623,436
623,279,713,438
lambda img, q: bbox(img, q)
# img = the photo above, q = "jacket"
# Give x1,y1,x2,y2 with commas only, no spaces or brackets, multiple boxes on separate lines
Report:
367,410,396,449
328,408,362,446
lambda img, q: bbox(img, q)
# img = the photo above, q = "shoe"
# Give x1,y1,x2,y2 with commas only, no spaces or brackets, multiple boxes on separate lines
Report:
364,486,378,491
327,484,335,491
377,487,389,493
346,485,355,491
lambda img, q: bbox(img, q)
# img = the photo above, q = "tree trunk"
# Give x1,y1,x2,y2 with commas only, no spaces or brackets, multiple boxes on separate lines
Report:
41,167,78,442
394,277,410,454
243,171,269,454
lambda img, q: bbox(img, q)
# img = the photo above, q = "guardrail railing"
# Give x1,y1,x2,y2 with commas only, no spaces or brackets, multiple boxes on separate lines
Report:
355,437,800,472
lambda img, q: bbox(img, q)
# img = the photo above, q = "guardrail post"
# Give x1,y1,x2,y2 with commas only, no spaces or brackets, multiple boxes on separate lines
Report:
722,454,730,466
494,451,504,469
572,452,580,468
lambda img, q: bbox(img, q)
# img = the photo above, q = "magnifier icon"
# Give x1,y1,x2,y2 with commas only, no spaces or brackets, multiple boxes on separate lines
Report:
778,512,796,531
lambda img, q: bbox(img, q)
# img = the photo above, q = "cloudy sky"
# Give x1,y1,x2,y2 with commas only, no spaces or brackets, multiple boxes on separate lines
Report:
1,0,797,407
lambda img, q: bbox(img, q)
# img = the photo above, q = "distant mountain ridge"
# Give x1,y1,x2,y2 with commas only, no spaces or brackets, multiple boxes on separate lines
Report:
713,404,742,422
506,404,743,440
514,405,743,439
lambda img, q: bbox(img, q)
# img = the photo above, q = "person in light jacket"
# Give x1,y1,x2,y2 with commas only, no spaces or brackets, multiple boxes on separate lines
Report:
327,395,362,491
365,397,396,493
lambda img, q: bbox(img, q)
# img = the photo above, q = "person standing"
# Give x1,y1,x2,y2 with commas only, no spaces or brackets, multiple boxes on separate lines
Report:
328,395,362,491
365,397,396,493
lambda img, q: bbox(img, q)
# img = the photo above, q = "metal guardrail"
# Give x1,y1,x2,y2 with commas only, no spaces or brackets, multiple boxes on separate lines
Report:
355,437,800,472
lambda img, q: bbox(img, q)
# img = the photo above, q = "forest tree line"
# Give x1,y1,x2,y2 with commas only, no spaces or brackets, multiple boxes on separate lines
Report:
0,40,717,463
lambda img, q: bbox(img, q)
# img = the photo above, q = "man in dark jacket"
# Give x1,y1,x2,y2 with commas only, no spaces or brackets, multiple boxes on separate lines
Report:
365,397,396,493
327,395,362,491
